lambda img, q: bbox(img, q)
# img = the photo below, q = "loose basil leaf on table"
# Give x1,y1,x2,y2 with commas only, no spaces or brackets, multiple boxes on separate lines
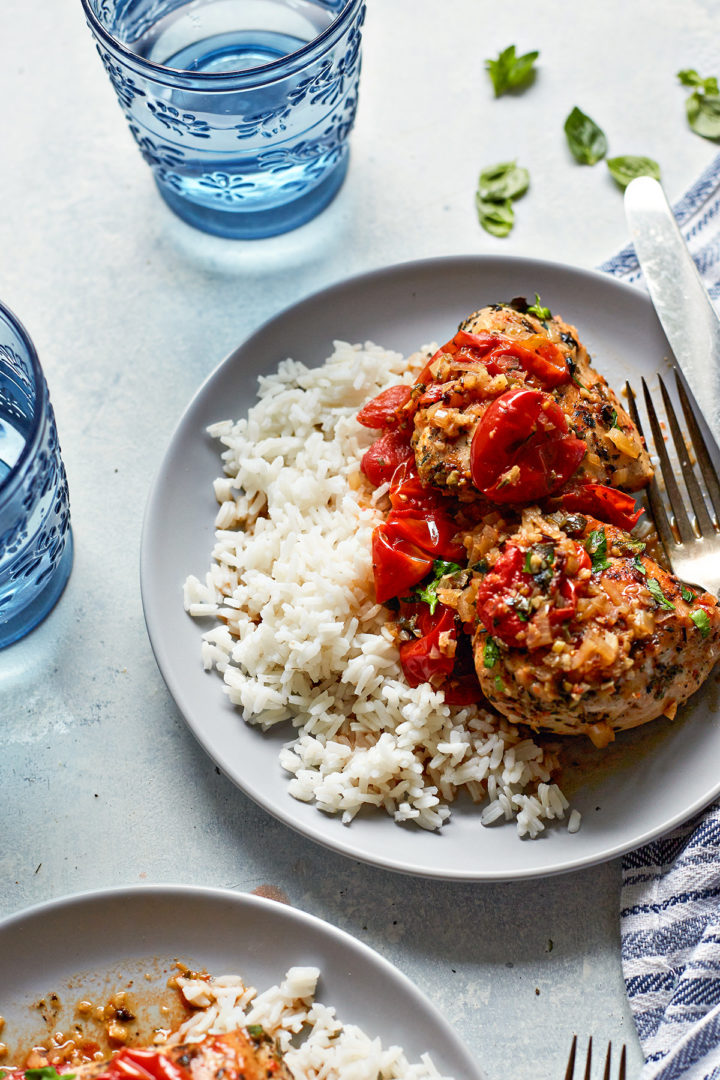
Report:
477,161,530,201
485,45,539,96
677,69,720,139
564,106,608,164
607,155,661,189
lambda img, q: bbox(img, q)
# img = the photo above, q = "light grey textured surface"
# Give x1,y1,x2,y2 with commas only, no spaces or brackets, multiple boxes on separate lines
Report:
1,1,719,1077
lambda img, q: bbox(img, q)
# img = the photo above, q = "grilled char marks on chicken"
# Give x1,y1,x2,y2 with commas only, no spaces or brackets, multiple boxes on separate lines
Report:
411,301,652,497
463,507,720,746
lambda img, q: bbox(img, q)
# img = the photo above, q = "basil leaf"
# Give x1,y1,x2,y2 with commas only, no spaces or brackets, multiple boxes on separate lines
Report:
678,68,719,94
585,528,610,572
681,584,696,603
691,609,712,638
477,161,530,202
26,1071,75,1080
564,107,608,165
485,45,539,97
484,636,501,668
527,293,551,320
607,155,661,189
476,196,515,237
632,555,647,576
686,90,720,139
647,577,676,610
415,559,462,614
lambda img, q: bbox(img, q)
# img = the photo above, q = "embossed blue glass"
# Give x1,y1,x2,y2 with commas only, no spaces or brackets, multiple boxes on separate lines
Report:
0,303,73,648
80,0,365,238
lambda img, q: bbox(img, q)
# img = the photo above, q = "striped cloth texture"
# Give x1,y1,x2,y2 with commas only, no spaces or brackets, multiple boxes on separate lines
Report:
603,151,720,1080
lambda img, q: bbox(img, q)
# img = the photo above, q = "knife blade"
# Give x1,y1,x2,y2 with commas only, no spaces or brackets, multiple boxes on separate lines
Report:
624,175,720,440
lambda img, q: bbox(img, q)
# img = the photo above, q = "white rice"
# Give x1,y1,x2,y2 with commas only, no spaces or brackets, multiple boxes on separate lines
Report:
171,967,452,1080
184,341,574,838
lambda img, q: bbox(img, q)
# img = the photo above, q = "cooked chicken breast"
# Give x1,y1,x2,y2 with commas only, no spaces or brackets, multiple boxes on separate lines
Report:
412,300,652,497
463,507,720,746
7,1031,290,1080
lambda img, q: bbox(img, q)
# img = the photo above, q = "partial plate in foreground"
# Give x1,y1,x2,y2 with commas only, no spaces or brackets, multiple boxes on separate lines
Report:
0,885,479,1080
140,254,720,881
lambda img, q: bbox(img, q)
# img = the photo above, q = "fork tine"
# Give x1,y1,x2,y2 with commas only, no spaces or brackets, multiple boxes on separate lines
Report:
641,377,696,543
618,1045,627,1080
625,382,678,558
675,370,720,524
564,1034,577,1080
601,1042,612,1080
658,374,716,534
584,1035,593,1080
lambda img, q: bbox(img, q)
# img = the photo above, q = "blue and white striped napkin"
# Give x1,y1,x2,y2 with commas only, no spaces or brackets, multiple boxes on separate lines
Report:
603,151,720,1080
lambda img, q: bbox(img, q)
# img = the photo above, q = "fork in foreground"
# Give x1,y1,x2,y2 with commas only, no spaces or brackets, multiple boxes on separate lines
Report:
626,370,720,598
564,1035,627,1080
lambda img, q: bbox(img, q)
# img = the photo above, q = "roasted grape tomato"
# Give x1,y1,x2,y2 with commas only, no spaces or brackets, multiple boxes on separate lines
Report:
475,544,529,646
372,524,434,603
356,384,413,429
557,482,643,532
360,430,414,487
386,509,465,562
434,330,569,388
399,604,457,688
470,387,586,503
103,1050,188,1080
389,470,442,513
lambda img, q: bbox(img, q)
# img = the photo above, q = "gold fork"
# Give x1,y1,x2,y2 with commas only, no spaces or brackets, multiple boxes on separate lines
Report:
626,369,720,597
564,1035,627,1080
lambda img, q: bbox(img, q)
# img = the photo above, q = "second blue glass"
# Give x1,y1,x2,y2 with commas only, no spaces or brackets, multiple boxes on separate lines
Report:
80,0,366,239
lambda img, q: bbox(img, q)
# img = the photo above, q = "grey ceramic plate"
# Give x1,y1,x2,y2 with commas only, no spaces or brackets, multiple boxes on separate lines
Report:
140,254,720,881
0,885,480,1079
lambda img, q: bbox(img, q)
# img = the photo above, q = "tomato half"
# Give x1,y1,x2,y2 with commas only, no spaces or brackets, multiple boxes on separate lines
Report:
371,524,434,603
389,469,442,513
557,482,643,532
360,430,414,487
431,330,569,388
399,604,457,688
103,1050,189,1080
386,509,465,562
470,387,586,503
356,384,413,429
475,545,529,646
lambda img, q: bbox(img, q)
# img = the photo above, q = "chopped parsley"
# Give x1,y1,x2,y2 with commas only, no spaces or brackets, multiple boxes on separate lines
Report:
527,293,551,320
681,584,696,603
691,609,712,638
484,636,501,668
415,559,462,614
585,528,611,572
646,578,676,610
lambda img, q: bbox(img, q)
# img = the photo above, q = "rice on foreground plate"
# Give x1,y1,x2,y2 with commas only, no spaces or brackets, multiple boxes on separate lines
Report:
173,965,450,1080
184,341,579,838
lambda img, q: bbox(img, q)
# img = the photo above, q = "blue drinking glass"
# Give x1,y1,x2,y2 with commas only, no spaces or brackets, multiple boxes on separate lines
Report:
0,302,73,648
79,0,366,239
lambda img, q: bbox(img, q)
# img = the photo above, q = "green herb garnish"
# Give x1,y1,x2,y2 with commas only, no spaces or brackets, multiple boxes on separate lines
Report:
494,673,507,693
678,69,720,140
609,409,619,428
476,161,529,237
691,608,712,638
25,1070,75,1080
508,595,532,621
472,558,489,574
527,293,551,320
585,528,611,572
484,636,501,669
632,555,647,576
247,1024,265,1038
564,107,608,165
607,155,661,189
485,45,539,97
681,584,696,603
415,559,462,614
647,578,676,610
